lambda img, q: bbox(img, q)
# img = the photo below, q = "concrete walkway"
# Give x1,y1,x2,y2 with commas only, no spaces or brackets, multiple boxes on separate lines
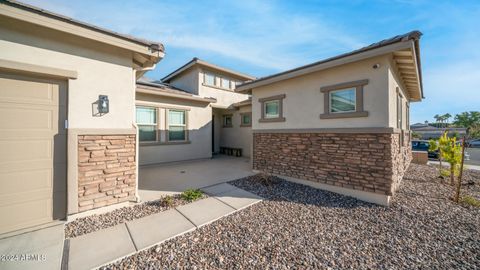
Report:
139,155,254,202
0,224,64,270
65,183,262,270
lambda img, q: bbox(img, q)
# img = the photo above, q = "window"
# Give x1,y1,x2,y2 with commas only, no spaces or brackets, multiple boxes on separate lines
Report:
221,78,230,89
168,110,187,141
240,113,251,127
223,114,233,127
320,79,368,119
204,73,215,86
136,106,157,142
329,88,356,113
259,94,286,122
264,100,280,118
397,91,403,129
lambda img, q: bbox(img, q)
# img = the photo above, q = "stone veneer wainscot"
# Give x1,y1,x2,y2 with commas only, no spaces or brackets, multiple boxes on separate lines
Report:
253,131,411,196
77,135,136,212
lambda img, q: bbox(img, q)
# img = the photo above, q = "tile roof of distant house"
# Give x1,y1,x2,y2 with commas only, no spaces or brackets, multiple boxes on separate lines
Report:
2,0,164,52
161,57,256,82
236,30,423,100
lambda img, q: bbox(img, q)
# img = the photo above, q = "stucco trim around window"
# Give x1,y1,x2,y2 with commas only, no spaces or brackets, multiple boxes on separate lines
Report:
319,79,369,119
259,94,286,122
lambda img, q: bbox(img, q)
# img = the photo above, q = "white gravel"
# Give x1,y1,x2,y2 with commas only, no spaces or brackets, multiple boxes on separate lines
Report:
101,164,480,269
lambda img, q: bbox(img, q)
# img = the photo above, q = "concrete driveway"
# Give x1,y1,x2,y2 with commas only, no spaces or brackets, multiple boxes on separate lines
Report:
138,155,255,202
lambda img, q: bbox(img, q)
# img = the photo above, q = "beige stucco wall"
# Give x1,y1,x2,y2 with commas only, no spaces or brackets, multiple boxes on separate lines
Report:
219,105,252,157
0,16,136,130
0,16,141,216
136,93,212,165
168,67,200,95
387,57,410,130
251,55,392,130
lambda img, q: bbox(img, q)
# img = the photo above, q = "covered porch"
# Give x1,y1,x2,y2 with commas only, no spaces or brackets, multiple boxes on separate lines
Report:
138,155,254,202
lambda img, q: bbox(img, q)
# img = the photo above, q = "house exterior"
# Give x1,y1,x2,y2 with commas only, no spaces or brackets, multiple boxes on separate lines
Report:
0,0,164,235
411,123,466,139
0,0,424,237
236,31,424,205
136,57,254,165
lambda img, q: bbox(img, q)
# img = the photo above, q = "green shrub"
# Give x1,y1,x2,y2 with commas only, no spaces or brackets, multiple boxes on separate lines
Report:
461,196,480,208
161,195,174,207
181,189,203,202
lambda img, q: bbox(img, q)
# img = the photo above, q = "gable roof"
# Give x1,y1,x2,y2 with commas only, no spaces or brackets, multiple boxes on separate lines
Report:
236,31,424,101
136,80,216,103
162,57,256,82
1,0,164,57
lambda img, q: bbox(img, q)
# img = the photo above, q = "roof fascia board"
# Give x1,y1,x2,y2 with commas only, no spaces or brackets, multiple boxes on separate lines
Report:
236,41,413,92
136,87,216,103
409,40,423,99
162,60,196,82
0,4,163,59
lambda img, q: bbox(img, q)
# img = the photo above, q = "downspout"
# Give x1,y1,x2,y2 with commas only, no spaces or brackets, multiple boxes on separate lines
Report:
132,62,157,203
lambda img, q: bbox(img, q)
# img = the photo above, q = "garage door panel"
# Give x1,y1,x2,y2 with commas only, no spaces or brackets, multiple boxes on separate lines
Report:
0,73,61,106
0,72,66,235
0,139,52,163
0,198,52,235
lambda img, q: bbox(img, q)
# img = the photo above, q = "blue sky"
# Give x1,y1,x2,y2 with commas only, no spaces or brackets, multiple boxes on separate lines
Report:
25,0,480,124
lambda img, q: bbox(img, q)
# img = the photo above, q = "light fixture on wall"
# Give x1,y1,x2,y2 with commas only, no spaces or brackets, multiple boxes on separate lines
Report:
372,63,380,69
98,95,109,114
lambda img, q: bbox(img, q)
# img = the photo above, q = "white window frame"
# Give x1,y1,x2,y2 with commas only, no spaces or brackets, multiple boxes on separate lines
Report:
329,88,356,114
167,109,188,142
136,106,158,142
264,100,280,119
221,77,230,89
204,72,215,86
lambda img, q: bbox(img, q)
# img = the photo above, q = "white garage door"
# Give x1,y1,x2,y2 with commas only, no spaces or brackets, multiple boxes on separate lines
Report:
0,72,67,235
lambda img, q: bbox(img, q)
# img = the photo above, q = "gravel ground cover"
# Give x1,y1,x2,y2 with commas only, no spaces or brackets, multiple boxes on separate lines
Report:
65,193,207,238
102,164,480,269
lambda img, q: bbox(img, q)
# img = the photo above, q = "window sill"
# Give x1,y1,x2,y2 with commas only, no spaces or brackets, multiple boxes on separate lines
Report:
140,141,191,146
201,83,234,92
320,111,368,119
240,124,252,127
222,125,233,128
259,117,286,123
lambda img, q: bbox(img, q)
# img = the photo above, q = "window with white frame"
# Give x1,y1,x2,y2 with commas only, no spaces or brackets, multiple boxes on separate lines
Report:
221,77,230,89
223,114,233,127
136,106,157,142
264,100,280,118
204,73,215,86
329,88,356,113
240,113,251,126
168,110,187,141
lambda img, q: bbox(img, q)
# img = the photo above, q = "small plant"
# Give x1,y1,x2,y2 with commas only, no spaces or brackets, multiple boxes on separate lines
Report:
181,189,203,202
257,172,276,186
161,195,174,207
460,196,480,208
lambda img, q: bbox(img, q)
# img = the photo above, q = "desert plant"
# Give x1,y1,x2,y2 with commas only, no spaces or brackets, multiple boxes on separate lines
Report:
454,137,466,203
181,189,203,202
460,195,480,208
442,136,463,186
257,172,276,186
161,195,174,207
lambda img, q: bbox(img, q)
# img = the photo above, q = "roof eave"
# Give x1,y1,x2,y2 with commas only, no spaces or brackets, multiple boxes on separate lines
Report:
236,40,414,93
136,86,216,103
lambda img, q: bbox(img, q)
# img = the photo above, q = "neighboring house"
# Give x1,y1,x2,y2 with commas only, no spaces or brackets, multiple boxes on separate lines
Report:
411,125,467,139
0,0,163,235
236,31,424,205
136,58,254,165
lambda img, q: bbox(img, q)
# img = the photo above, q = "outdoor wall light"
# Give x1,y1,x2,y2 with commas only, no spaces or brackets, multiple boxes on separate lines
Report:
98,95,109,114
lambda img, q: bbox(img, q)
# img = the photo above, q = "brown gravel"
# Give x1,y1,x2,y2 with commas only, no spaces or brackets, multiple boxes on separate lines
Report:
102,164,480,269
65,194,207,238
